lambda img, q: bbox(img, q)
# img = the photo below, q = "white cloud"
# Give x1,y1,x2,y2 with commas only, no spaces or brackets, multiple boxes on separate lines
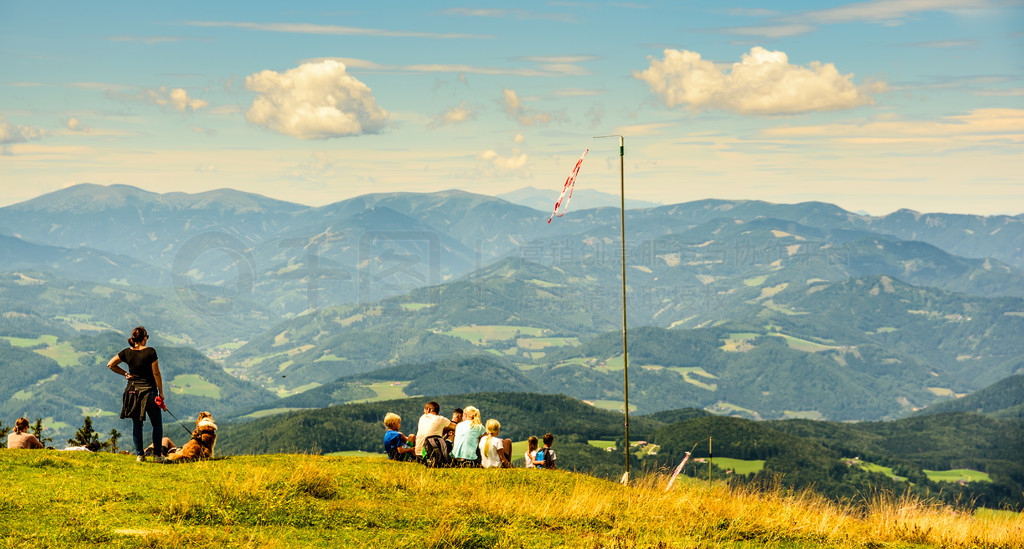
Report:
501,88,566,126
167,88,209,112
514,133,525,144
66,117,88,132
0,115,44,146
245,60,389,140
634,47,884,115
478,149,529,174
430,102,477,128
109,86,209,112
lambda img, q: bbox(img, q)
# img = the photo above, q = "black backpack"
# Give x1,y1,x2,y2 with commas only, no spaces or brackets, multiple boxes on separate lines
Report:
538,446,556,469
422,435,451,468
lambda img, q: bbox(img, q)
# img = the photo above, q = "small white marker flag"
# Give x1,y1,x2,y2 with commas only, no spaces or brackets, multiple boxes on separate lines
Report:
547,148,589,223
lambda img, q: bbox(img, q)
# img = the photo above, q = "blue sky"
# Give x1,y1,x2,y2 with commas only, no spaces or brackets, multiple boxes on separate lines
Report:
1,1,1021,215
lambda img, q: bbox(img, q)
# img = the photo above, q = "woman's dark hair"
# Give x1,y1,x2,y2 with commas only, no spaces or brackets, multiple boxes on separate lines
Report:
14,417,29,434
129,326,148,346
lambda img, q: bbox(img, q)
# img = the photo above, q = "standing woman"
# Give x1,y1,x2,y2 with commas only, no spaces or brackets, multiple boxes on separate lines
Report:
107,326,166,462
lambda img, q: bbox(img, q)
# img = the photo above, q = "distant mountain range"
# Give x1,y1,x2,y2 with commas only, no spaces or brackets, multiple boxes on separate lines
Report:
2,183,1024,434
497,185,662,212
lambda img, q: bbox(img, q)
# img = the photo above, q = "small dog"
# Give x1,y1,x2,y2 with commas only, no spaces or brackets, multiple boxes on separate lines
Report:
167,411,217,462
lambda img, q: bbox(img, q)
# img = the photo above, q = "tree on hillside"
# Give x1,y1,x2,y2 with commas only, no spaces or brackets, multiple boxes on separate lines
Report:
68,416,101,449
31,418,53,447
102,429,122,453
0,420,8,440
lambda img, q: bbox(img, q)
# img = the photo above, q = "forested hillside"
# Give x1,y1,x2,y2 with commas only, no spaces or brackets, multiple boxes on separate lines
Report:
217,392,1024,510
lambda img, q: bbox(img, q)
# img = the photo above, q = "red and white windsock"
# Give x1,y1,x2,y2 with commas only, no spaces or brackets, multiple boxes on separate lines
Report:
665,451,692,491
547,148,589,223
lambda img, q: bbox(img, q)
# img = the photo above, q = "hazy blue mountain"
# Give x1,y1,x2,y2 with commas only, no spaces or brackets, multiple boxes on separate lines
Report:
497,185,661,212
4,184,1024,424
0,270,272,349
0,184,307,268
0,234,165,286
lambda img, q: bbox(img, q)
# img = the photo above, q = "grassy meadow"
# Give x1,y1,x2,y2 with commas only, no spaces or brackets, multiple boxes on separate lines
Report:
1,451,1021,548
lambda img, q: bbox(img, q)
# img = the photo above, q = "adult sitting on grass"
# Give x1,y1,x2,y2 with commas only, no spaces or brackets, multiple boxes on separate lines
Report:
383,413,416,461
416,401,455,466
6,417,44,449
144,437,178,457
451,405,485,467
478,419,512,468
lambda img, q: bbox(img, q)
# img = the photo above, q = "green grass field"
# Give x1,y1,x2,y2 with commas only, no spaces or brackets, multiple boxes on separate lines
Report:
516,336,579,350
667,367,719,391
168,374,221,399
238,407,310,420
0,451,1017,548
772,333,836,352
858,461,903,481
923,468,992,483
712,457,766,475
587,400,637,413
37,342,87,367
856,462,991,484
1,334,58,347
720,332,759,352
350,381,411,403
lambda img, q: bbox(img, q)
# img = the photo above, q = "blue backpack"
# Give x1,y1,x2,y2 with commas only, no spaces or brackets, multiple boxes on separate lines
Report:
537,447,555,469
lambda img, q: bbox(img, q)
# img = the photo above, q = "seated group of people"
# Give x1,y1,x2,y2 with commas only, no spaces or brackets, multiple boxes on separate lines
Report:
384,401,557,469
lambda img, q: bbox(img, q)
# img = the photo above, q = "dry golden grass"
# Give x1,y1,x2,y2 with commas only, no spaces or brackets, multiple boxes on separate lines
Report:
2,451,1020,548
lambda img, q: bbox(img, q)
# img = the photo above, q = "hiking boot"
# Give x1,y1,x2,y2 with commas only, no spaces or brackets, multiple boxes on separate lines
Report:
153,456,167,463
136,455,146,462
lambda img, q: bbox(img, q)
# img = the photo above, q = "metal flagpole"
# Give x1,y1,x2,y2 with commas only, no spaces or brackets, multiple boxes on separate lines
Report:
595,134,630,482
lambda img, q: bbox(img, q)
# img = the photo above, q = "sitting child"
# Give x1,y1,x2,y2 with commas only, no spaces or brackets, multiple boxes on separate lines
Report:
478,419,512,468
536,432,557,469
525,436,540,468
383,412,417,461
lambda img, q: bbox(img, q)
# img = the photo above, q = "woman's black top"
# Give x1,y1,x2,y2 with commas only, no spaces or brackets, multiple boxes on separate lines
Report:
118,346,159,420
117,347,158,386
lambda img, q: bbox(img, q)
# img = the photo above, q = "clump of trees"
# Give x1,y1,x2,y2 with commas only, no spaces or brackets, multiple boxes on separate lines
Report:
66,416,121,452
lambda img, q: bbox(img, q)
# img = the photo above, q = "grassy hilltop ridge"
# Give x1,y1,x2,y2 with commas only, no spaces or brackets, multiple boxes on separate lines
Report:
1,451,1021,549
